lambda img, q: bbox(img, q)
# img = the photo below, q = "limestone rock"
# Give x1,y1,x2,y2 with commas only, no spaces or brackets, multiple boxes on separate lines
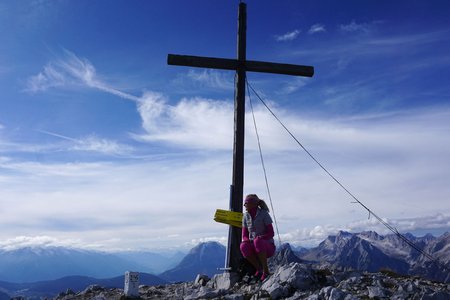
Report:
52,264,450,300
194,274,210,286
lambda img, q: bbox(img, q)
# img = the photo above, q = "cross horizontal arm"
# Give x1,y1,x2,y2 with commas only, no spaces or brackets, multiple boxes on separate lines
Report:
168,54,238,71
246,60,314,77
168,54,314,77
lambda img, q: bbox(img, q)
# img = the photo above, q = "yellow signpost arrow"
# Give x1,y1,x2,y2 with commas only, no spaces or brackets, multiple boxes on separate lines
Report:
214,209,243,228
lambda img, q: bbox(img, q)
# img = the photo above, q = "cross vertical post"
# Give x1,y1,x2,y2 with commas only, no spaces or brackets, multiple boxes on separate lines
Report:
227,2,246,272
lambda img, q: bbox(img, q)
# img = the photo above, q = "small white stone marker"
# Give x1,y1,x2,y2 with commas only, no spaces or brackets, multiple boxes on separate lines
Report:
124,271,140,297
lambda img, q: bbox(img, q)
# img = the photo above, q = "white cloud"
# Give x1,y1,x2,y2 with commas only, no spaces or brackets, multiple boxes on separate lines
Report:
136,91,170,133
26,64,66,92
308,24,326,34
365,30,450,47
188,236,228,248
185,69,234,90
11,130,134,156
281,225,337,247
0,156,232,250
275,29,301,42
26,49,138,102
0,139,63,154
71,135,133,155
387,214,450,233
0,236,83,251
278,77,309,94
293,29,449,61
339,20,373,34
134,94,234,149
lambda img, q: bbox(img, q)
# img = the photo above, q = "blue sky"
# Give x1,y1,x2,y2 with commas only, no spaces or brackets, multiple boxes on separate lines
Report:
0,0,449,252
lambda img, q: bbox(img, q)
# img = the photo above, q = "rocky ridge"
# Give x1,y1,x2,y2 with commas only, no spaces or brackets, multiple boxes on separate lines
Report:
53,262,450,300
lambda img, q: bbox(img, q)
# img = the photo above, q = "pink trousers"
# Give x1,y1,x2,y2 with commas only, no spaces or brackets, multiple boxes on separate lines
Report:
240,238,276,258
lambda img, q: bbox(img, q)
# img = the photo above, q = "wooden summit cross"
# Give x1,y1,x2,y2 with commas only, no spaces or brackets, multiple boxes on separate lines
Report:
167,2,314,272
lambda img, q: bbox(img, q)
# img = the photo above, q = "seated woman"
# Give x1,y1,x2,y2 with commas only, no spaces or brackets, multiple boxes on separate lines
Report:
240,194,276,281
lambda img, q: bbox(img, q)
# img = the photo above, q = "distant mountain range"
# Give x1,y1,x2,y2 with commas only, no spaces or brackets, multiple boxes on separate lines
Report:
297,231,450,283
0,242,225,299
0,246,185,283
0,231,448,298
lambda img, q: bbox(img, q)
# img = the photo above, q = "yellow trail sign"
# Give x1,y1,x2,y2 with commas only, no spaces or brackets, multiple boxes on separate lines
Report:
214,209,243,228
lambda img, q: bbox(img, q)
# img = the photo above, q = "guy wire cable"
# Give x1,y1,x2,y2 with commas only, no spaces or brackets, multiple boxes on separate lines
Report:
246,78,282,247
246,80,442,265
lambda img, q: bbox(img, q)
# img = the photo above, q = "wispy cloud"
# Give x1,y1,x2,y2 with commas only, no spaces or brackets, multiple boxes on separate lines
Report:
134,93,234,149
339,20,378,34
0,139,65,154
287,28,450,88
73,136,132,155
26,49,138,102
365,29,450,47
308,23,326,34
278,77,309,94
185,69,234,90
37,130,133,156
347,214,450,235
275,29,301,42
26,64,66,92
0,236,84,251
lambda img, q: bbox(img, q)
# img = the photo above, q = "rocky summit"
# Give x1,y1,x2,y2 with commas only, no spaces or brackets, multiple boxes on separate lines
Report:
53,262,450,300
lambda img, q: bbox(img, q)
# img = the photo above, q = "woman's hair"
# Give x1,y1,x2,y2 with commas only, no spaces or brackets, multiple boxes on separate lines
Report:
246,194,270,212
258,199,270,212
